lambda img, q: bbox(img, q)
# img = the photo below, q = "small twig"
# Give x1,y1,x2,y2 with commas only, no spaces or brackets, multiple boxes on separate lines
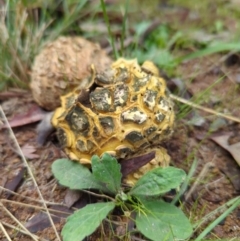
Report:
184,161,215,202
0,202,38,241
170,94,240,123
0,186,65,206
172,158,198,205
0,221,12,241
81,189,115,202
0,105,61,241
1,199,72,216
2,221,47,241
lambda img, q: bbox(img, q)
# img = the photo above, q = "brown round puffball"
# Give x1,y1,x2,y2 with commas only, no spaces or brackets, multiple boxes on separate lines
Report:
30,36,112,110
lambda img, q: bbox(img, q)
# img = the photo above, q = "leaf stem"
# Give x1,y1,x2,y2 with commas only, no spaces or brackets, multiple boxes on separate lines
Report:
81,189,115,202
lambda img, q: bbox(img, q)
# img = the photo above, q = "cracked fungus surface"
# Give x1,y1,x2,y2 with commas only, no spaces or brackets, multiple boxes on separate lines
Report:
51,58,175,185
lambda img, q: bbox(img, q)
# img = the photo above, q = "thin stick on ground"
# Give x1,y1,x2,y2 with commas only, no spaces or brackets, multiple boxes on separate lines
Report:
0,186,70,207
170,94,240,123
1,221,47,241
1,199,72,216
0,202,38,241
0,105,61,241
0,221,12,241
184,161,215,202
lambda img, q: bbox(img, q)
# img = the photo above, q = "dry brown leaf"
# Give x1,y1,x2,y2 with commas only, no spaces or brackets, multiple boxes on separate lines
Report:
21,144,39,159
4,167,26,198
120,151,155,178
211,133,240,166
0,89,28,100
25,206,72,233
1,104,45,128
64,189,82,208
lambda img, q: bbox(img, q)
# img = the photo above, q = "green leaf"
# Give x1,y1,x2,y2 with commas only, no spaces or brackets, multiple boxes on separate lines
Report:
136,200,192,241
129,167,186,197
51,158,109,193
62,202,115,241
91,153,122,194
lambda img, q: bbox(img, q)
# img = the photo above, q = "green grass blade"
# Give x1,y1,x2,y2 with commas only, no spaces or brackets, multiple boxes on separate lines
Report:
100,0,118,59
181,42,240,62
193,196,239,230
177,75,225,120
120,0,129,57
171,158,198,205
49,0,88,41
195,196,240,240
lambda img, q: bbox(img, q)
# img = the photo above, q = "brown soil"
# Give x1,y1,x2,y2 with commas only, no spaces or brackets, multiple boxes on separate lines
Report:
1,56,240,240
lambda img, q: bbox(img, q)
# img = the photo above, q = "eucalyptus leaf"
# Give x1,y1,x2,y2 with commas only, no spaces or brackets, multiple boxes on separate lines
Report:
91,154,121,194
62,202,115,241
52,158,109,193
136,200,192,241
129,167,186,197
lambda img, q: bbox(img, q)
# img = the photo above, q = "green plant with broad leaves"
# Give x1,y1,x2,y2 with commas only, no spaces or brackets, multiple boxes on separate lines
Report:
52,153,193,241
